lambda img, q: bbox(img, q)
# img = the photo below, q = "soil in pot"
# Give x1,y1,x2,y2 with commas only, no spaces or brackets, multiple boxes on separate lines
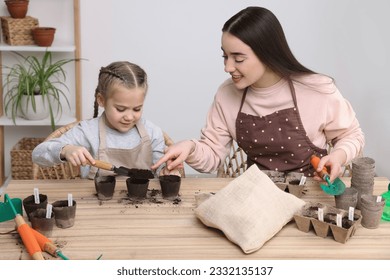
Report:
159,175,181,200
5,0,29,18
22,194,48,221
32,27,56,47
52,200,76,229
94,175,116,200
30,208,55,237
126,178,149,199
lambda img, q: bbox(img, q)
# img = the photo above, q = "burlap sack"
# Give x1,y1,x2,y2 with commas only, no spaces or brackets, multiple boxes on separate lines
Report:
194,165,305,254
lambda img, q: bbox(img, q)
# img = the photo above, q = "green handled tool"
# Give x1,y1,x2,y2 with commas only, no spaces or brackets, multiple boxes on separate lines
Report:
310,155,346,195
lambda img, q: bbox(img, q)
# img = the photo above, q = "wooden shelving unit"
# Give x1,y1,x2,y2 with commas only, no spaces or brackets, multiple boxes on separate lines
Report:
0,0,81,185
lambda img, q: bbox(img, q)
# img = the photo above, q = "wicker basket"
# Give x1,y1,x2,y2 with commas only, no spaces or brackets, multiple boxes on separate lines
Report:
11,137,45,180
1,16,38,45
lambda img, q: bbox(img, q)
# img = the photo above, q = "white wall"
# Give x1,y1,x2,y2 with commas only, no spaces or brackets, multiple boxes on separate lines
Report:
5,0,388,179
79,0,390,178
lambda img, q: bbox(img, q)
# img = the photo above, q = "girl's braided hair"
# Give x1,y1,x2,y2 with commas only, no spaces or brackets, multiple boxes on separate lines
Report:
93,61,148,118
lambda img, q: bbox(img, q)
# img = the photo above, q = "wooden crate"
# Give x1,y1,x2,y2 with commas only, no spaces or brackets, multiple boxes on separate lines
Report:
11,137,45,179
1,16,39,45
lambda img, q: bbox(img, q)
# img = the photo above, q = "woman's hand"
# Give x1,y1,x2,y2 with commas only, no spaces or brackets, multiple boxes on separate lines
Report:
60,145,95,167
152,140,195,171
314,149,347,182
159,167,181,177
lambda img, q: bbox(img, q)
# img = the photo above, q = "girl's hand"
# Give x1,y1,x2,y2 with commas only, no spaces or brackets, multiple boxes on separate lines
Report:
60,145,95,167
152,140,195,171
314,149,347,182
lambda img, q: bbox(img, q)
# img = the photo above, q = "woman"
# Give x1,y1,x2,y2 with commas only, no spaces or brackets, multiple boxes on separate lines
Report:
152,6,364,181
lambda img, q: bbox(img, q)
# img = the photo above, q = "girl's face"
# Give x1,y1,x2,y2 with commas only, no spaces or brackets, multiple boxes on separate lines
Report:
97,84,145,133
221,32,280,89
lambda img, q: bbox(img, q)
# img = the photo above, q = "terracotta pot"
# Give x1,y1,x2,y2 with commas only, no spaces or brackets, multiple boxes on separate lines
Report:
32,27,56,47
5,0,29,19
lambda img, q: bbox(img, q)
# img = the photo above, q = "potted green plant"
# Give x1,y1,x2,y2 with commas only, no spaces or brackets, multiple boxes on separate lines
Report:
3,51,77,130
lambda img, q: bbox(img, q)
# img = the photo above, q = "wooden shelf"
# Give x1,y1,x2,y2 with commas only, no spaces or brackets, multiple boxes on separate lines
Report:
0,0,81,185
0,115,77,126
0,42,76,52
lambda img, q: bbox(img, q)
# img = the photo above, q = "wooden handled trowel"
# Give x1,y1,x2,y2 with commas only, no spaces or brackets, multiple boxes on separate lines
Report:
310,155,346,195
89,159,155,179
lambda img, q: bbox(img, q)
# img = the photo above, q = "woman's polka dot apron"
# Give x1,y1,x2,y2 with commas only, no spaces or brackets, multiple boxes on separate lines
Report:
235,79,327,176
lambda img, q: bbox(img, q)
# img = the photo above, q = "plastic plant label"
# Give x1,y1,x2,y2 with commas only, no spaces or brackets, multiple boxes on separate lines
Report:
336,214,342,227
46,204,52,219
376,196,382,203
68,193,73,206
318,208,324,222
299,176,307,185
34,188,40,204
348,207,354,221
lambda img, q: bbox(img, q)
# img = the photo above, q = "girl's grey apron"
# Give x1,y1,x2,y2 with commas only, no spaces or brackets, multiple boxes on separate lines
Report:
88,115,152,179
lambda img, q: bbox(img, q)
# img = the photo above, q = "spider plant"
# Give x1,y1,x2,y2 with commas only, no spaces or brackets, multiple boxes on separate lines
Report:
3,51,77,130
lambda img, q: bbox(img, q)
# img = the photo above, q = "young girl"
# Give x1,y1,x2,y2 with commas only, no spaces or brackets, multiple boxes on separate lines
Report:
33,61,173,179
152,6,365,182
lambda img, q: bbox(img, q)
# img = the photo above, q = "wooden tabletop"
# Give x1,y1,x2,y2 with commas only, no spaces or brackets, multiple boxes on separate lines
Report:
1,177,389,260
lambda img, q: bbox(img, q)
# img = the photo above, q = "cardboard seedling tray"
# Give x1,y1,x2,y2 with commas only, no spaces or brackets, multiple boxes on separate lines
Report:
294,202,362,243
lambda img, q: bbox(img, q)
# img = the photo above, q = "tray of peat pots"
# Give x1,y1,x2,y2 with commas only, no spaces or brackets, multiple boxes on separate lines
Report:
285,172,306,198
159,175,181,201
262,170,306,198
294,202,362,243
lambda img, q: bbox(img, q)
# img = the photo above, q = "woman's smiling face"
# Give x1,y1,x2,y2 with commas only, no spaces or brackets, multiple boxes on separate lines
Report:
221,32,279,89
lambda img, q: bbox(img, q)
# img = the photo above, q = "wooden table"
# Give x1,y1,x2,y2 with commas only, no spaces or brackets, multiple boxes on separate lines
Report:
1,177,389,260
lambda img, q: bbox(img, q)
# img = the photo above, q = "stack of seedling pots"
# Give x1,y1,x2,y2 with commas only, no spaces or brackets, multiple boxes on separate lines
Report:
350,157,376,209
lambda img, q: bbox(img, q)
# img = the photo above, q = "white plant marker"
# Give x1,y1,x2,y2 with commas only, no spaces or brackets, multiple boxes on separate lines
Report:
46,204,52,219
33,188,40,204
348,207,354,221
318,208,324,222
336,213,342,227
376,196,382,203
299,175,307,185
68,193,73,206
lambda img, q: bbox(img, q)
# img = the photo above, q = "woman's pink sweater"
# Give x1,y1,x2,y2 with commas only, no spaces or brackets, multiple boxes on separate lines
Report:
187,74,365,173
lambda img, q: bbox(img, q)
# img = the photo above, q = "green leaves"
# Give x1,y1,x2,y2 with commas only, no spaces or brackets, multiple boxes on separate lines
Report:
3,51,77,130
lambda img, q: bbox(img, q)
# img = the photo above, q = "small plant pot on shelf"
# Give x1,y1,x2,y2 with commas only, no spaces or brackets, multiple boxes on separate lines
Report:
32,27,56,47
5,0,29,19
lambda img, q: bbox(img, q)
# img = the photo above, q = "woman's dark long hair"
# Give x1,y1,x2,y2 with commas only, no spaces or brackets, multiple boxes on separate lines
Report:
223,7,316,78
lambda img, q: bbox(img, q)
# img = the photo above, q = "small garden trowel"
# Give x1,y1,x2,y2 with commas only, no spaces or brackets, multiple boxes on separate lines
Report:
90,159,154,179
310,155,346,195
